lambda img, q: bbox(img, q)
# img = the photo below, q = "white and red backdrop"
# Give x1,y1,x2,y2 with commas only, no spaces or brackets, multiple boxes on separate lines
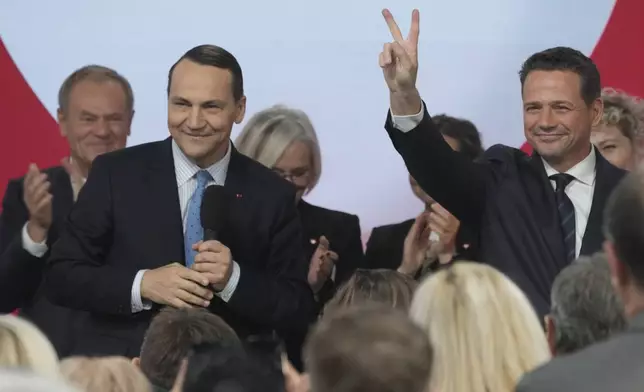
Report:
1,0,643,237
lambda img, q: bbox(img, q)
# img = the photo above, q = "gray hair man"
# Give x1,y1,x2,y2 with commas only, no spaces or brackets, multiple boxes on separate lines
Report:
545,252,626,355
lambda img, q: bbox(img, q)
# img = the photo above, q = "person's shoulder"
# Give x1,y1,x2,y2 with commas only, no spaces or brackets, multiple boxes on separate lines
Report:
299,200,359,225
91,140,170,172
520,333,644,391
482,143,529,162
372,218,415,235
232,151,295,198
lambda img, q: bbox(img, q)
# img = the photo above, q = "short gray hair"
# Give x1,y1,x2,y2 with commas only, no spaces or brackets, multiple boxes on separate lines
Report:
58,65,134,115
235,105,322,192
550,253,626,354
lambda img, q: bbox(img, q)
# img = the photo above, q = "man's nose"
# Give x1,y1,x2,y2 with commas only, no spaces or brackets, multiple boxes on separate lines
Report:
537,108,558,130
187,107,206,129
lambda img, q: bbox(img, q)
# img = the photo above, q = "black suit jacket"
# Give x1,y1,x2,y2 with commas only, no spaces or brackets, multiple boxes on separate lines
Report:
364,217,478,272
284,200,364,371
385,106,625,317
45,139,315,357
298,200,363,288
0,166,86,357
516,312,644,392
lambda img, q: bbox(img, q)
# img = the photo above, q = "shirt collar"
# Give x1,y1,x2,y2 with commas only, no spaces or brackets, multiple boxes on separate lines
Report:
542,145,596,186
172,139,232,187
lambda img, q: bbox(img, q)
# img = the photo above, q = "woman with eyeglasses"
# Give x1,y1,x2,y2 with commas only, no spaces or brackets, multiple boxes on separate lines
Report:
235,105,364,370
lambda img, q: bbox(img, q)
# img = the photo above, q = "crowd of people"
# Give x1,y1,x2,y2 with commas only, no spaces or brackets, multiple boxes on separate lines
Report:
2,8,644,392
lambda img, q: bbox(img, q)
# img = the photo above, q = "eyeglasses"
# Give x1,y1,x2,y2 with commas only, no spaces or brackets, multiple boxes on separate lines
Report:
272,167,310,182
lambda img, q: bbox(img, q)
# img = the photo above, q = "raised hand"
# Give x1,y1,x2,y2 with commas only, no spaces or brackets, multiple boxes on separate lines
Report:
379,9,420,94
23,164,53,242
308,236,338,293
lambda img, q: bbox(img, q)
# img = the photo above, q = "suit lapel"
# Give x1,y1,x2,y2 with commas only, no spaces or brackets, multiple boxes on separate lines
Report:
580,150,624,255
142,138,185,264
221,147,249,248
528,153,567,269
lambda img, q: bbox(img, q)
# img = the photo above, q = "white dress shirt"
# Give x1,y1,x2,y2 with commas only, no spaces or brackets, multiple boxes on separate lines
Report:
390,102,596,258
130,140,241,312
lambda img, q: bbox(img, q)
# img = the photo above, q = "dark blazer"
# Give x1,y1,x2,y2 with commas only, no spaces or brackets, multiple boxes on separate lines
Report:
0,166,86,357
516,312,644,392
45,139,315,357
298,200,363,288
364,217,478,272
285,200,364,371
385,106,625,317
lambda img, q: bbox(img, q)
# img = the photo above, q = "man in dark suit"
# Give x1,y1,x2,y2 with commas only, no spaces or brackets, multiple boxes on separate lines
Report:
45,45,314,357
0,65,134,357
378,9,625,317
517,170,644,392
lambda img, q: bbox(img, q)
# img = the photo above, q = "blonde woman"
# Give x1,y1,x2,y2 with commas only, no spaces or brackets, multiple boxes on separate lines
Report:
236,105,364,370
236,105,363,293
591,88,644,171
60,356,151,392
0,315,60,380
324,268,417,315
410,262,550,392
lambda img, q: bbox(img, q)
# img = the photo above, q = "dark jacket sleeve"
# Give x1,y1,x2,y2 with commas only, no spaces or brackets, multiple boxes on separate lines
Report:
364,227,394,270
45,154,135,316
385,105,488,225
0,179,46,312
333,214,363,285
226,186,315,333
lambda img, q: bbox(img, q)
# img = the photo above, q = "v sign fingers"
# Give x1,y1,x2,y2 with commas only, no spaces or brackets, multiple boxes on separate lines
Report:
382,9,404,42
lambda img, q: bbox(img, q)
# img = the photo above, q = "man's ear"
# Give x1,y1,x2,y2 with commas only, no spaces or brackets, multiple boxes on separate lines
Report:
58,108,68,137
132,357,140,368
234,96,247,124
590,97,604,128
544,315,556,356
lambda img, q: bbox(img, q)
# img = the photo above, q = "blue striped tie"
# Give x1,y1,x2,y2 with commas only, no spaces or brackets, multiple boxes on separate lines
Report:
184,170,212,267
550,173,576,263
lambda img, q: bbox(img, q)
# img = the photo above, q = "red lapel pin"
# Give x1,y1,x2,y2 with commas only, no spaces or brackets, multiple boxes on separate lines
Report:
236,193,243,198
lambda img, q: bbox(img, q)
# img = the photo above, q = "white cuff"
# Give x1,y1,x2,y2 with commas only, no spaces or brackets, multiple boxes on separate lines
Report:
131,270,153,313
390,101,425,133
216,261,240,302
21,223,48,257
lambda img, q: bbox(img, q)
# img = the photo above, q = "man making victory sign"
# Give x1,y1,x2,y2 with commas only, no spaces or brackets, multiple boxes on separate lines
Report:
379,9,625,318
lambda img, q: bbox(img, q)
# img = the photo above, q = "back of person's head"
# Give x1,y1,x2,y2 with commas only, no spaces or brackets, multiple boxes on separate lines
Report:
432,114,484,160
409,262,550,392
603,169,644,312
0,369,79,392
0,315,59,380
324,269,417,314
138,308,240,390
305,305,432,392
181,342,281,392
519,46,600,105
60,356,151,392
548,253,626,355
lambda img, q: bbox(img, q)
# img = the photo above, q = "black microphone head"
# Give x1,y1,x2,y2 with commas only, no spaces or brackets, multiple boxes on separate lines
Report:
201,185,229,233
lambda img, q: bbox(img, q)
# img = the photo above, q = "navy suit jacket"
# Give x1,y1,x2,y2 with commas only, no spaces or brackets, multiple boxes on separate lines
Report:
385,106,625,318
45,138,314,357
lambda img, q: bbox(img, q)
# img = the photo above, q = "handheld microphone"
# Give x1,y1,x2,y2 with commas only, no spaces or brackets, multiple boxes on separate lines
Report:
200,185,229,241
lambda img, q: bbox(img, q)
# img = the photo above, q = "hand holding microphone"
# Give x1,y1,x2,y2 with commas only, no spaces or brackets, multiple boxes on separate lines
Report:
191,185,234,291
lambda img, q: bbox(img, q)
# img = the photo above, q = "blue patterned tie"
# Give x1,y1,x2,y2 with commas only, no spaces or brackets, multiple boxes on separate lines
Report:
550,173,576,263
184,170,212,267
